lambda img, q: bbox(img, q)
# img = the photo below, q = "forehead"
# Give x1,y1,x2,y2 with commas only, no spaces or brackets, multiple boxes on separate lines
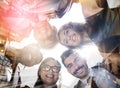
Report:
59,29,73,41
64,52,79,64
43,59,59,66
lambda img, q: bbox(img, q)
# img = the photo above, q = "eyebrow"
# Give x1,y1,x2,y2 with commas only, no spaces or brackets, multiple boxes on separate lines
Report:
63,31,68,44
63,39,66,44
64,30,66,35
65,63,71,68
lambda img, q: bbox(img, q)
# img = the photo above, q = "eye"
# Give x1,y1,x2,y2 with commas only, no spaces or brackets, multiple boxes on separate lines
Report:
52,66,60,72
74,57,80,63
65,30,69,35
63,30,69,44
66,63,72,69
63,37,68,45
45,65,50,71
65,39,68,44
42,65,50,71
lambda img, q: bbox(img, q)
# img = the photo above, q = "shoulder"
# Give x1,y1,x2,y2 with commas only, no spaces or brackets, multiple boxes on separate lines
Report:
91,66,114,79
91,66,120,88
92,66,110,75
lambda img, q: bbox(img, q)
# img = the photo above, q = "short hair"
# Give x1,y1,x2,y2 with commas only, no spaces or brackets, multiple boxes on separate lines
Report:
61,49,74,66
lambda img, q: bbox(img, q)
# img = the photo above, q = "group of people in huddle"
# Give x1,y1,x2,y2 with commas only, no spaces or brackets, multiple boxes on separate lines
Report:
33,0,120,88
33,52,120,88
0,0,120,88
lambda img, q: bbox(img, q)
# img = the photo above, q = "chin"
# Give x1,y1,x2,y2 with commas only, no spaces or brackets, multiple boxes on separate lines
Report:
78,73,88,79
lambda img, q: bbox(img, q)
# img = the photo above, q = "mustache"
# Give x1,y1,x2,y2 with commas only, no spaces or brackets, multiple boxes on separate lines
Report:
73,65,84,75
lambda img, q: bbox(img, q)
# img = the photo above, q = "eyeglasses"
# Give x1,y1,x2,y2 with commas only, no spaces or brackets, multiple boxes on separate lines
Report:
41,65,61,73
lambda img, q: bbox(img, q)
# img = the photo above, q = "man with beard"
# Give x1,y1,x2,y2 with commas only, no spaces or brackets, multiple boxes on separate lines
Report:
60,49,120,88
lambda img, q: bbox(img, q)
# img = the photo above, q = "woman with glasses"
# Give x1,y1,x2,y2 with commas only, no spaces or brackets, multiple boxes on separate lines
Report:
34,57,61,88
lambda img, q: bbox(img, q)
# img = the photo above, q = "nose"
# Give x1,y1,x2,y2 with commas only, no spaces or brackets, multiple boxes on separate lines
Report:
67,35,71,40
70,64,78,74
49,68,54,73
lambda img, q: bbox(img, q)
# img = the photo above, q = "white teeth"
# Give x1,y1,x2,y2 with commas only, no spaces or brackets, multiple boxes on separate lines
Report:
72,34,79,41
77,68,83,74
46,74,54,78
77,65,84,74
72,34,76,41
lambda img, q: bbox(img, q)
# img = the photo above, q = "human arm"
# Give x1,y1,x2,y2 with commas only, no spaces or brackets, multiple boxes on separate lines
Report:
93,68,120,88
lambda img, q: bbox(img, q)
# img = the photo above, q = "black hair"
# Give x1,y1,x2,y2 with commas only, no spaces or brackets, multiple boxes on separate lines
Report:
34,73,58,88
61,49,74,66
34,76,44,88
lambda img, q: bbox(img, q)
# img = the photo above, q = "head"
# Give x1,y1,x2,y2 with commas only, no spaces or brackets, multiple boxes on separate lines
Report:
58,22,87,49
19,44,43,66
34,20,58,49
61,49,89,79
38,57,61,86
5,44,43,66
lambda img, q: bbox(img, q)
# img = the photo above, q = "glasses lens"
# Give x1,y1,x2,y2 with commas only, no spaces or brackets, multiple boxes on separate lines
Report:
42,65,50,71
52,66,60,73
45,65,51,71
41,65,60,72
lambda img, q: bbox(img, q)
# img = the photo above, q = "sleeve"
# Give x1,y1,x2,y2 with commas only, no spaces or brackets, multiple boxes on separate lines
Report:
106,0,120,8
93,68,120,88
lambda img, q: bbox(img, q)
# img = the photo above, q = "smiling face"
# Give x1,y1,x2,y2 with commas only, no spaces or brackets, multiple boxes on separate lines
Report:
64,52,89,79
58,29,81,47
39,58,60,85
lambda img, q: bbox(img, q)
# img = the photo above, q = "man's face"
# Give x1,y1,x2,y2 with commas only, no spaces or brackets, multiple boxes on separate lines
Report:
64,52,89,79
58,29,81,47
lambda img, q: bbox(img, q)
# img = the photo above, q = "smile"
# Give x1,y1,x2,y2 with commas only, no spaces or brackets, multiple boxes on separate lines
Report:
46,74,54,78
74,65,84,75
71,34,79,41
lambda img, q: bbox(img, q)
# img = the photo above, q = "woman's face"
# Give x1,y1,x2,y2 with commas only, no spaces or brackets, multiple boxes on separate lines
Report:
39,59,60,85
58,29,81,47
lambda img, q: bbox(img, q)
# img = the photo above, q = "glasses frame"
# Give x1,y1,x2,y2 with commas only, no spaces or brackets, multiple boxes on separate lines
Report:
41,65,61,73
